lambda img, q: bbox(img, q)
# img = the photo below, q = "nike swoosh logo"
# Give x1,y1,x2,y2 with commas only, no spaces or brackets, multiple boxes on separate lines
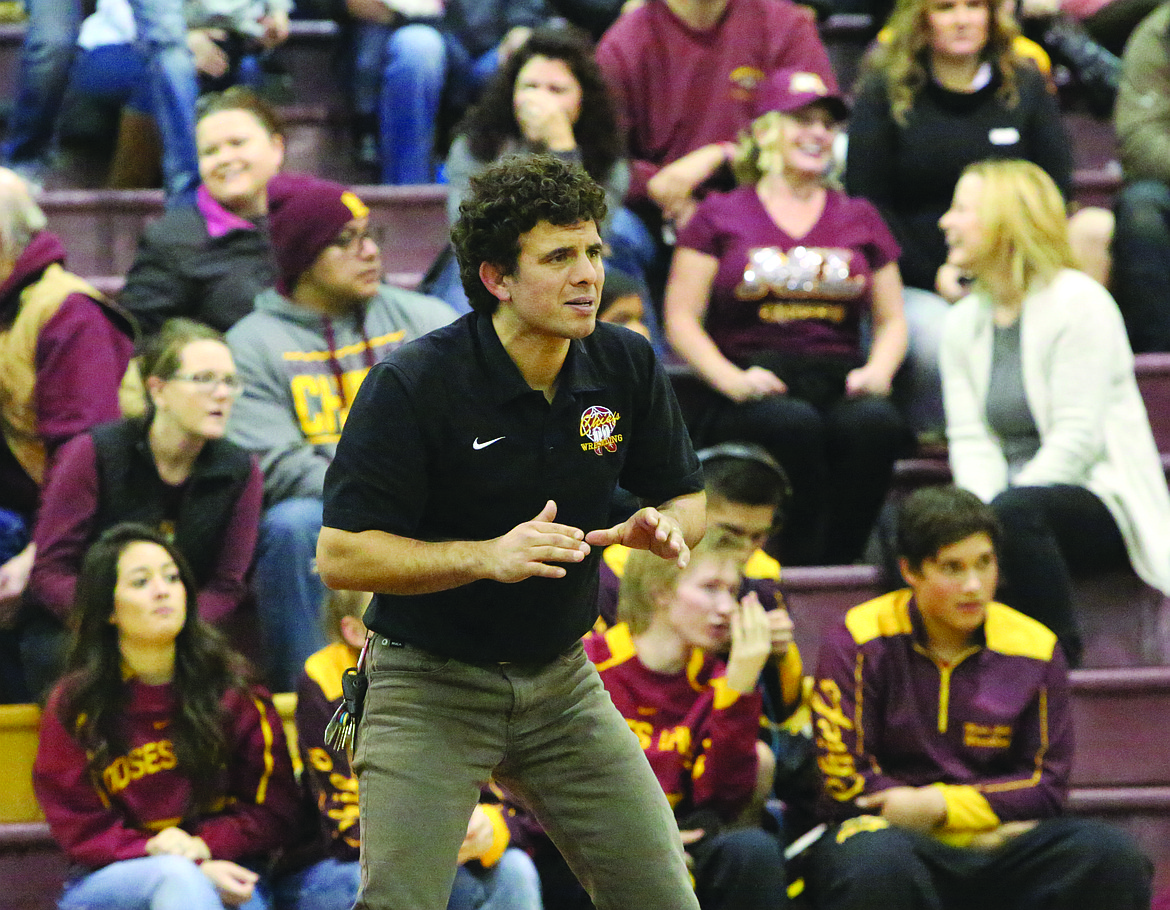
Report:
472,436,505,450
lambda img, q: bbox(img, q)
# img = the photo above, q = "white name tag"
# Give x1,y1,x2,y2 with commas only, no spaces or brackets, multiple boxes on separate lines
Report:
989,127,1020,146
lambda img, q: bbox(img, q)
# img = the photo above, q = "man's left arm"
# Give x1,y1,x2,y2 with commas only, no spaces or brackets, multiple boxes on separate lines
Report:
36,295,134,463
584,490,705,568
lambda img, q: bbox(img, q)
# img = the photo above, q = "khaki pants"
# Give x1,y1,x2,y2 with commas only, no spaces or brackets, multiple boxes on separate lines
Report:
353,637,698,910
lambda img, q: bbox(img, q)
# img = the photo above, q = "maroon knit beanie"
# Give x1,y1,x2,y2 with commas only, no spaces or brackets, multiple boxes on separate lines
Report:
266,173,371,294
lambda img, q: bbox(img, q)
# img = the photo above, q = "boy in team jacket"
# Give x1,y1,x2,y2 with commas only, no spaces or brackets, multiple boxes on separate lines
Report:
809,485,1150,910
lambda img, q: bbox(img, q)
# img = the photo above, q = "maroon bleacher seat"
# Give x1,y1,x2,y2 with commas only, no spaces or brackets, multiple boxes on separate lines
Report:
42,183,450,287
1137,352,1170,455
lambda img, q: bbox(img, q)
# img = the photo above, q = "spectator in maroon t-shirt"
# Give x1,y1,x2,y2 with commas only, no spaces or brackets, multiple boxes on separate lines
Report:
664,69,912,566
596,0,837,299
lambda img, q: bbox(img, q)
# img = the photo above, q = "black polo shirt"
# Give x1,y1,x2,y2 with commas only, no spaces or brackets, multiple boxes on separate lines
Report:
322,312,703,664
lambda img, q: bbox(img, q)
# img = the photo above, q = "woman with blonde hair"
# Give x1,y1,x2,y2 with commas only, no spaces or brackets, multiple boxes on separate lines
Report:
939,158,1170,664
664,67,912,566
846,0,1073,432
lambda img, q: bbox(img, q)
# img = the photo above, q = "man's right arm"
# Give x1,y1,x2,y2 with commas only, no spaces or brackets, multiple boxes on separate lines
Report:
317,500,591,595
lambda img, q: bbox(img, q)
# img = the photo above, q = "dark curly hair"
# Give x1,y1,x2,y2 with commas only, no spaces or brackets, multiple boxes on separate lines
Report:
896,486,1001,571
458,24,623,187
451,154,608,314
54,523,253,818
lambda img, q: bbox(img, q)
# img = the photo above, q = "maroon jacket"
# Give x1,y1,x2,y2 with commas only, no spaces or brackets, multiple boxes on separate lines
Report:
812,590,1073,833
0,231,133,516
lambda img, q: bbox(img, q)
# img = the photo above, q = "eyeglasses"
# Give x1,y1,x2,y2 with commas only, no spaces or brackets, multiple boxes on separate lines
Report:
170,371,244,395
329,228,378,255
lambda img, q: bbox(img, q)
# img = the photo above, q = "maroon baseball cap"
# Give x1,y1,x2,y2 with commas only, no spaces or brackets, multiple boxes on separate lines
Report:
753,68,849,122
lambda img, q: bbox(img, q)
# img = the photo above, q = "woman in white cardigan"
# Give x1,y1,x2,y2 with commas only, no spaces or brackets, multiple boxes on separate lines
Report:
938,159,1170,664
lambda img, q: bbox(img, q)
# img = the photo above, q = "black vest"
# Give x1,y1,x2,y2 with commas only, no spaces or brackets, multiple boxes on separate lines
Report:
91,419,254,586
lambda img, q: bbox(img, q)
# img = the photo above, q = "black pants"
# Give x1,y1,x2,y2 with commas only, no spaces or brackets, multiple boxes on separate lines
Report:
699,390,912,566
992,484,1129,665
810,816,1151,910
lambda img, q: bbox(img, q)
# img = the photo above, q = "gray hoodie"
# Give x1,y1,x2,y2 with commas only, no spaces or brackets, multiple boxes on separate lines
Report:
226,284,456,506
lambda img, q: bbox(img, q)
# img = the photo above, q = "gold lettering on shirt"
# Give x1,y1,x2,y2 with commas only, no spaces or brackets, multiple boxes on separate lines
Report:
964,723,1013,749
626,719,654,750
812,679,865,802
736,246,865,303
101,739,179,795
291,365,374,445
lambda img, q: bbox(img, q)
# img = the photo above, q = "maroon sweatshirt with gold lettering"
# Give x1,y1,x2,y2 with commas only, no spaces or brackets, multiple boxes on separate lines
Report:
33,676,301,870
584,622,765,822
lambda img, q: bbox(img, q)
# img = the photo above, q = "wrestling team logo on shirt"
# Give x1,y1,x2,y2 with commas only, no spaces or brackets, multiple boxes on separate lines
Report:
580,405,622,455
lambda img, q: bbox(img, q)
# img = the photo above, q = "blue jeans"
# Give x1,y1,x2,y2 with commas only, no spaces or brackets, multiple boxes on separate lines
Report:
0,508,30,704
60,855,271,910
352,21,446,185
1111,179,1170,353
252,497,328,691
277,850,542,910
353,638,698,910
3,0,198,200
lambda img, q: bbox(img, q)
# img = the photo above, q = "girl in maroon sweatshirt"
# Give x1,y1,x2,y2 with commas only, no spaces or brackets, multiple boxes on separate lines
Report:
33,523,300,910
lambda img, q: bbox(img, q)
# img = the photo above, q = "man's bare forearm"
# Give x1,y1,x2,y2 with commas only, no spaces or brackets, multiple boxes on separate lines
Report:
317,526,490,595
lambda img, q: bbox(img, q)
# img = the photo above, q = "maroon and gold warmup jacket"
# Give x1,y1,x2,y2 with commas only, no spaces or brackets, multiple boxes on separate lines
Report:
812,590,1073,839
33,677,300,869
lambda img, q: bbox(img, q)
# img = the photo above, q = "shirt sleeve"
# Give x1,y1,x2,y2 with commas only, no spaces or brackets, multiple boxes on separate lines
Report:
843,77,936,288
690,673,765,820
811,625,905,819
197,458,264,625
1019,67,1073,201
190,687,301,861
29,432,101,622
674,194,722,257
33,687,153,866
854,196,902,271
227,329,331,504
1116,7,1170,183
35,295,133,467
614,340,704,506
322,360,429,536
120,220,200,337
295,671,361,860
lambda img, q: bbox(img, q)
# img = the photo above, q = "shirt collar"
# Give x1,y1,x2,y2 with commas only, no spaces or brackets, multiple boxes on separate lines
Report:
197,185,259,238
472,312,607,406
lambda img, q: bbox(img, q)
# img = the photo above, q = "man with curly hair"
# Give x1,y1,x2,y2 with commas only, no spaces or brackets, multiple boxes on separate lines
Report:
317,154,708,910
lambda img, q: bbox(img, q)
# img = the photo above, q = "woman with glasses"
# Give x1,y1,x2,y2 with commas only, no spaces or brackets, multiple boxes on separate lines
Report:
15,318,262,699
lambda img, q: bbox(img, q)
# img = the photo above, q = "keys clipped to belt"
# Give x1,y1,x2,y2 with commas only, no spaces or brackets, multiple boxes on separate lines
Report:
325,634,371,757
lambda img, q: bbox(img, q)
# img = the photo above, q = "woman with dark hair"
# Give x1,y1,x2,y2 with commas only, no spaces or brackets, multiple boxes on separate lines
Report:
445,24,626,223
435,25,655,331
33,523,299,910
15,318,262,698
120,87,288,336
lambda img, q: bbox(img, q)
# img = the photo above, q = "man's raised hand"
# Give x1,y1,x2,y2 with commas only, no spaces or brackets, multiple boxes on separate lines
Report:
586,507,690,568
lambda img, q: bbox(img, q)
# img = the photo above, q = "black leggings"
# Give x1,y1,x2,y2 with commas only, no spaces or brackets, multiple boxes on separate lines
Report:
699,392,912,566
992,483,1130,665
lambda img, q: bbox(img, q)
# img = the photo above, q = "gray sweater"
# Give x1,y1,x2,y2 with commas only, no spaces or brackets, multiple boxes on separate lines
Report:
226,285,456,506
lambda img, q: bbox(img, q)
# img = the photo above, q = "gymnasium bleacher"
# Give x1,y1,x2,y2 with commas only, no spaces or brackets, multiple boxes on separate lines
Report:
0,11,1168,909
